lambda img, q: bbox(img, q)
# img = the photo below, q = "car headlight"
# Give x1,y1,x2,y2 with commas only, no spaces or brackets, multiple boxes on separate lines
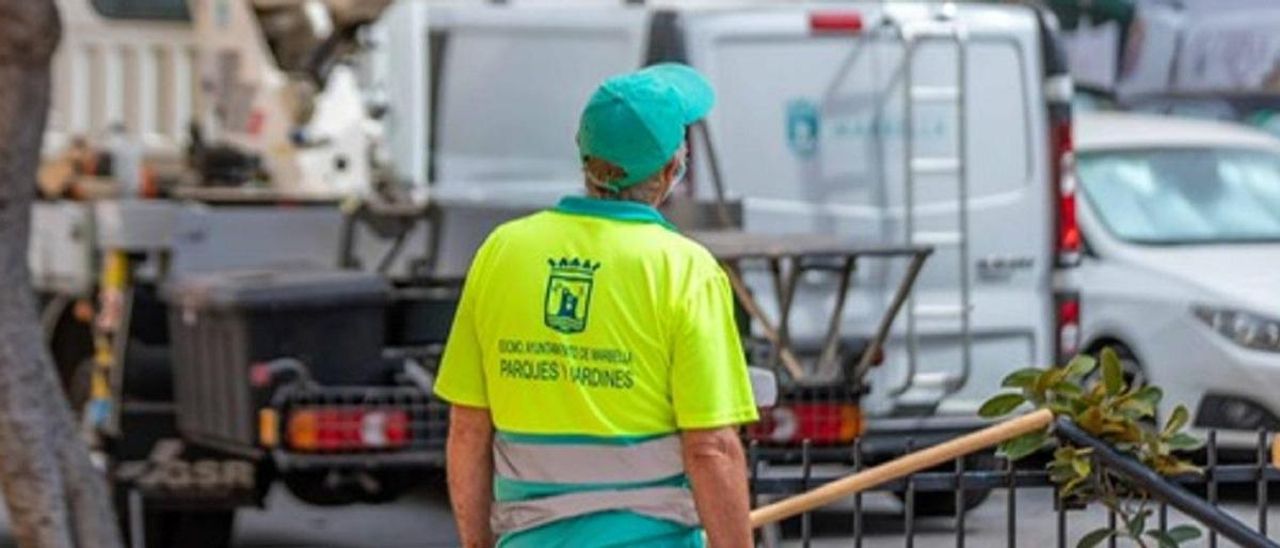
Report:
1193,305,1280,353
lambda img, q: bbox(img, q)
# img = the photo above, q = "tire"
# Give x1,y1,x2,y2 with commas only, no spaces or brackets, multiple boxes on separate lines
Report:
284,470,358,506
113,476,236,548
1113,346,1145,387
116,497,235,548
892,453,996,517
284,469,417,506
898,486,993,518
141,510,235,548
1087,343,1146,388
1088,344,1157,429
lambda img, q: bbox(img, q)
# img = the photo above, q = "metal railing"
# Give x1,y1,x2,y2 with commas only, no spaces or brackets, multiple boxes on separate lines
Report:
749,422,1280,547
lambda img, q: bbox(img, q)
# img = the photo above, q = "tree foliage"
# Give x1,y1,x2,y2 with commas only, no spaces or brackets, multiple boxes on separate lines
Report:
981,348,1202,548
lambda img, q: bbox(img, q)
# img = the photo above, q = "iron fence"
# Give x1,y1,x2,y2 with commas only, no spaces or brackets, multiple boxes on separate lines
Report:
748,423,1280,547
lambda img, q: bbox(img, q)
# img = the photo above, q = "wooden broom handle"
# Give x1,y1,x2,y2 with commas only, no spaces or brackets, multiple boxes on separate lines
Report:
749,408,1054,528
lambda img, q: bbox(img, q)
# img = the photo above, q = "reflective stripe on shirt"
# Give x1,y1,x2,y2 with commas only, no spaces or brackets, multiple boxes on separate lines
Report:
490,432,698,535
492,486,698,536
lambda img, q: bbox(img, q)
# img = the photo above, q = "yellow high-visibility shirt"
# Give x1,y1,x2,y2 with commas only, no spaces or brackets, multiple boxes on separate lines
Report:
434,195,758,436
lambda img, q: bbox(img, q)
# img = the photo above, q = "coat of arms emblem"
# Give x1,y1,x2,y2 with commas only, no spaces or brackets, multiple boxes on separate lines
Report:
544,257,600,334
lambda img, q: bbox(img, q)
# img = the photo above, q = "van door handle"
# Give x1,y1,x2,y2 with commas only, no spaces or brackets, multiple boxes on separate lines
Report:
977,255,1034,279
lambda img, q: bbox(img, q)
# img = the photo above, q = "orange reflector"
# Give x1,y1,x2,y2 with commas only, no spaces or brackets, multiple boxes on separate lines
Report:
287,409,320,451
840,405,865,442
259,408,280,448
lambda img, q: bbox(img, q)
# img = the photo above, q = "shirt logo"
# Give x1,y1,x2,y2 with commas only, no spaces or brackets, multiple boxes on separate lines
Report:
543,258,600,334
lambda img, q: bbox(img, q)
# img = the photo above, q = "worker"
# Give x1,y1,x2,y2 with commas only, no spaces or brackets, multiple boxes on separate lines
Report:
434,63,759,547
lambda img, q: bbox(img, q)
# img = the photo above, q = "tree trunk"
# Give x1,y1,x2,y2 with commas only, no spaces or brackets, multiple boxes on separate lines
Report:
0,2,124,547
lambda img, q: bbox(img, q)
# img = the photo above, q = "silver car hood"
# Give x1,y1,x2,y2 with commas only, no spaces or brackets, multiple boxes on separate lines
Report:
1122,244,1280,313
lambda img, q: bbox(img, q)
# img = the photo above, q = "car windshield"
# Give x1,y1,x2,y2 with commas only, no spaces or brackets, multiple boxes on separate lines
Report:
1077,147,1280,245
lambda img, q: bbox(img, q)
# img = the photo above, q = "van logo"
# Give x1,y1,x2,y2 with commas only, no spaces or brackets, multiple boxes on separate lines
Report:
786,99,821,158
543,258,600,334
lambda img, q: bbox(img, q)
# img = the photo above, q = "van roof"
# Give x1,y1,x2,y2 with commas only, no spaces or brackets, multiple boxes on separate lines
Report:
670,1,1038,26
1075,112,1280,152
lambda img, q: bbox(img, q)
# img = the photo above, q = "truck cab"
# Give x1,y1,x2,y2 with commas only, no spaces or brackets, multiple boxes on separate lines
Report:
31,1,1080,539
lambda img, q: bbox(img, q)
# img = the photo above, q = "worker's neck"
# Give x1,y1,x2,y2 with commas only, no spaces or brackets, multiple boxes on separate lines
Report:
584,187,662,208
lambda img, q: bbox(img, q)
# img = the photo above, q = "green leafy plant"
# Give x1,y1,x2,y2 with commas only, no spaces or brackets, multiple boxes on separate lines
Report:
979,347,1204,548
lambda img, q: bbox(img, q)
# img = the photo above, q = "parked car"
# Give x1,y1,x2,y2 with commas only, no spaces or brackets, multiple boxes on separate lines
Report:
1072,112,1280,449
1072,87,1280,142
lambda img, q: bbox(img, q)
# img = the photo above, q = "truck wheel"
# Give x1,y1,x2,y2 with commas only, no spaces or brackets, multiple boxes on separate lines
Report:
284,470,417,506
118,504,235,548
892,453,996,517
284,471,359,506
115,486,235,548
141,510,235,548
897,486,992,518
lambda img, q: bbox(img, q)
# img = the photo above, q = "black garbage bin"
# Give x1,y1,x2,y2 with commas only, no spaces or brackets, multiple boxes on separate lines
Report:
166,269,389,452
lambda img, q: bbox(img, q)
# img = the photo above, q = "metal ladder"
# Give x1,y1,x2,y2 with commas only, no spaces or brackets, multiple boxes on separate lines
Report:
888,9,973,408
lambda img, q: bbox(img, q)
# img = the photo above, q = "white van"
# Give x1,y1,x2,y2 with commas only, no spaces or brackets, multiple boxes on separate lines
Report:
379,1,1081,457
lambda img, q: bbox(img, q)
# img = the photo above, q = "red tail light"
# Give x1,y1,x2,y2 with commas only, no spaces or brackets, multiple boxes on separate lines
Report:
1053,118,1082,266
287,407,410,452
1057,293,1082,362
809,11,864,33
746,404,863,446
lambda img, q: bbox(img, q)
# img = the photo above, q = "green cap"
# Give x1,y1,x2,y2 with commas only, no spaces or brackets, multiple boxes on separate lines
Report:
577,63,715,190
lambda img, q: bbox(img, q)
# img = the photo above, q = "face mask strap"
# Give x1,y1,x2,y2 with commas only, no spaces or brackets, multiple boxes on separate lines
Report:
664,157,688,201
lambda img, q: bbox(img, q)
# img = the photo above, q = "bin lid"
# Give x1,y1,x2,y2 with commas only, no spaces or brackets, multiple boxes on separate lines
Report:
165,269,390,310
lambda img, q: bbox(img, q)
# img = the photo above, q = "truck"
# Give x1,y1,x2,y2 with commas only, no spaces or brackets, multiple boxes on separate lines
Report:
36,2,458,546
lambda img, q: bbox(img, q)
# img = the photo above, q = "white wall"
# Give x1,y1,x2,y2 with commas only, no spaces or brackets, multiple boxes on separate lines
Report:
49,0,199,156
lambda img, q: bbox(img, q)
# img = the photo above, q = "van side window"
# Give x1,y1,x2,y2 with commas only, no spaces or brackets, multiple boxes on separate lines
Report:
433,21,645,182
91,0,190,21
966,42,1031,195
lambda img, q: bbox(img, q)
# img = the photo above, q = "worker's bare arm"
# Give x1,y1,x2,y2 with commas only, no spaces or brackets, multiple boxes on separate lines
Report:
447,404,496,548
681,426,752,548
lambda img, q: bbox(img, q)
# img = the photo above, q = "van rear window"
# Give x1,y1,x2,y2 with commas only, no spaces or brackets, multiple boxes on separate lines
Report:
433,27,643,182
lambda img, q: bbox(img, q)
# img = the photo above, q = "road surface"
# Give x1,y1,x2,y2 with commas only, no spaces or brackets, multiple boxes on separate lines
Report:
0,487,1274,546
0,487,460,548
